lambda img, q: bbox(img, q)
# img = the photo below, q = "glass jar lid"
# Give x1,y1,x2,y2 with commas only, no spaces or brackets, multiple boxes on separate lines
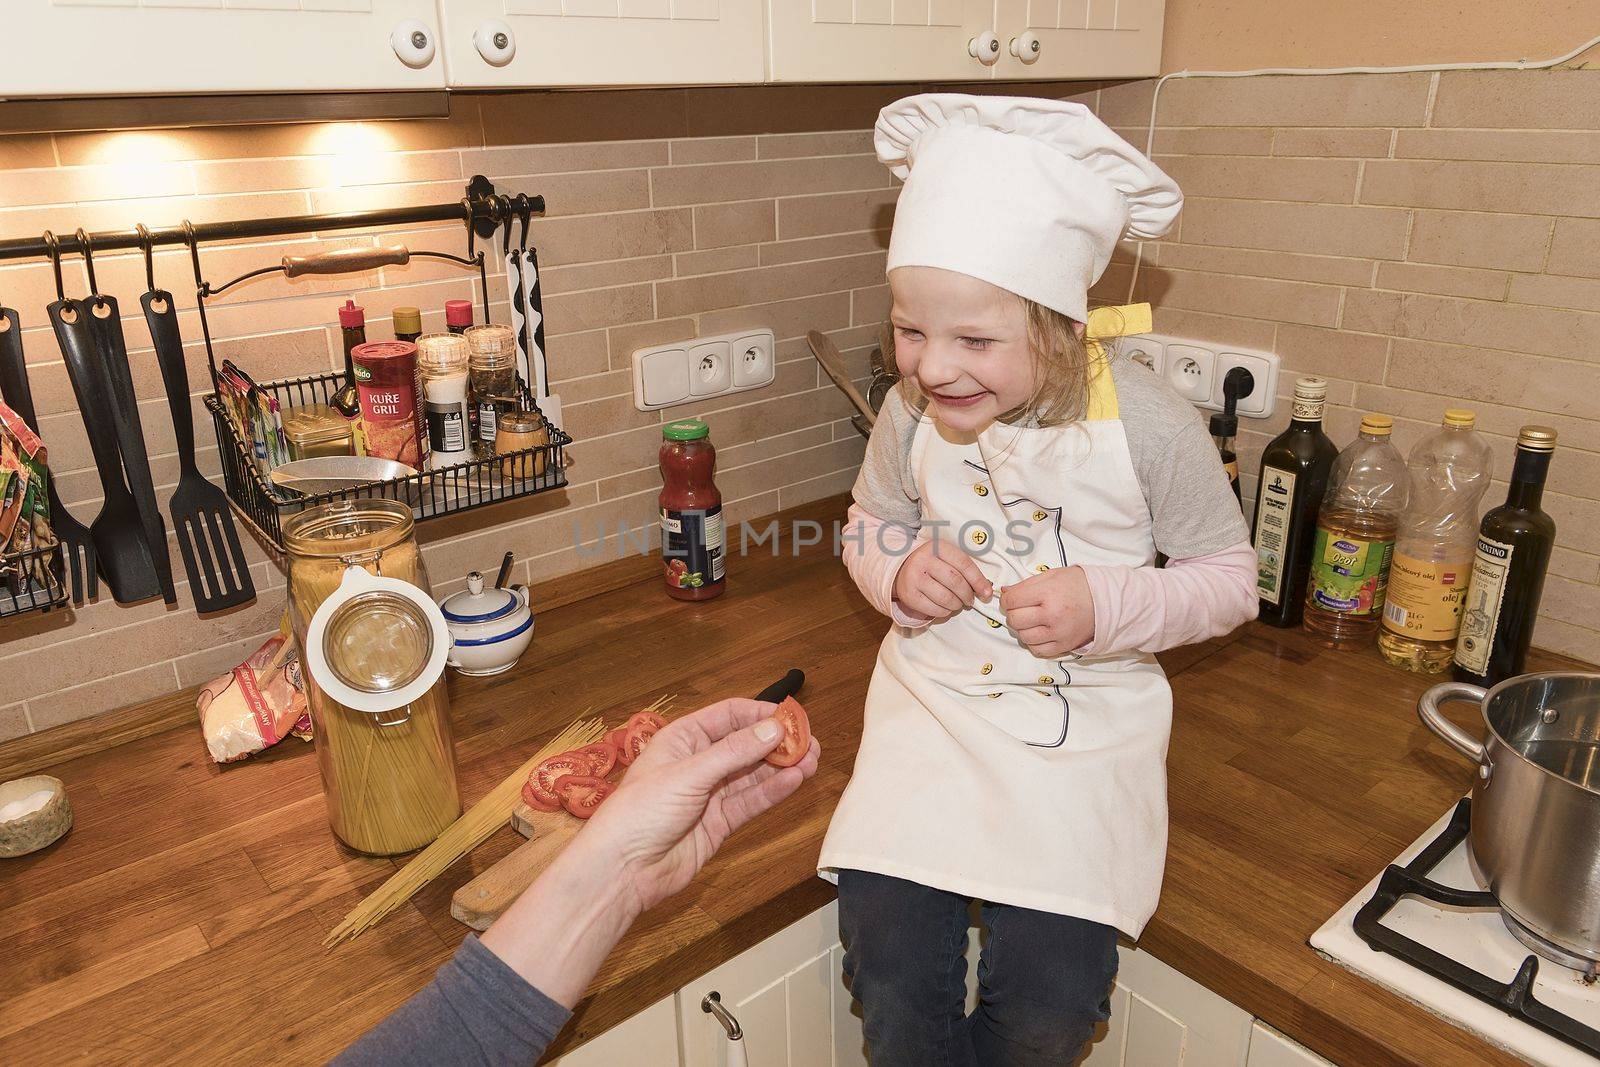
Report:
465,324,517,367
417,333,469,374
324,590,435,694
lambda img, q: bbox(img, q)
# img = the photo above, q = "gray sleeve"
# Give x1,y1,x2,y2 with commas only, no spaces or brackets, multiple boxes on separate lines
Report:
1110,356,1251,559
851,381,924,526
334,935,571,1067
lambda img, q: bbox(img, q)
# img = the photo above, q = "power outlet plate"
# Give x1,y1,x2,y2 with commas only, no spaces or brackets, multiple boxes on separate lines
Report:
632,328,775,410
1137,334,1281,419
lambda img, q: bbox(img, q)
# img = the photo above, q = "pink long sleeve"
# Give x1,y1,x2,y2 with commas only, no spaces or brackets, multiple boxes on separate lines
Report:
1078,539,1258,657
842,504,934,629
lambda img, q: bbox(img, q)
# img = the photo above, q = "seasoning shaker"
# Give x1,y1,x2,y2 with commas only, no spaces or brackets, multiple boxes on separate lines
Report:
417,333,472,471
495,403,550,481
465,324,520,453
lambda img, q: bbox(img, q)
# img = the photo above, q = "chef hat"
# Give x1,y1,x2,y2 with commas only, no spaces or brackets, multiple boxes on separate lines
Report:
875,93,1182,323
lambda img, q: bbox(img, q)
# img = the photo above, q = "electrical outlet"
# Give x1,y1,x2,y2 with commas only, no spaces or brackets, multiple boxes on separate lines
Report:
688,340,730,397
632,328,777,411
1212,350,1279,418
731,331,774,389
1125,338,1165,376
1165,344,1214,403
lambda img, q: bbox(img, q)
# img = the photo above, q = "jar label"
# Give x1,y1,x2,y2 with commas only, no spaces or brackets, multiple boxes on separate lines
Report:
477,402,498,447
426,400,468,454
1309,529,1394,616
1455,535,1512,675
1381,552,1469,641
662,506,725,590
1252,466,1296,606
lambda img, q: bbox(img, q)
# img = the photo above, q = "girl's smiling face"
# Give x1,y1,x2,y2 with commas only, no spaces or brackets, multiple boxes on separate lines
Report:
888,266,1036,432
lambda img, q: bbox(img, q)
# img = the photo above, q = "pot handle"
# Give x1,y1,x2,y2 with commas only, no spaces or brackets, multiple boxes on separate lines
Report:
1417,681,1489,763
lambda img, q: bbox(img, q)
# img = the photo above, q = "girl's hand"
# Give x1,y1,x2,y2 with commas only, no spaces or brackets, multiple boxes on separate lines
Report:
1000,566,1095,658
892,538,994,621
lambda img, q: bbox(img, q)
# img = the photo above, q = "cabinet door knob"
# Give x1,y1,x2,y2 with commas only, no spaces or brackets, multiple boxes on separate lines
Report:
391,19,437,68
474,19,517,66
968,31,1001,64
1009,31,1042,63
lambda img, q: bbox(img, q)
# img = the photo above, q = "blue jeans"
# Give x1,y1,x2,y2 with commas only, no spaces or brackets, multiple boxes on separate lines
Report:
837,869,1119,1067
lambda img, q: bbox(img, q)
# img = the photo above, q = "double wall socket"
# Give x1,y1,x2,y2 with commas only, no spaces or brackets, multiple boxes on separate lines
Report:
1124,334,1281,419
632,328,776,411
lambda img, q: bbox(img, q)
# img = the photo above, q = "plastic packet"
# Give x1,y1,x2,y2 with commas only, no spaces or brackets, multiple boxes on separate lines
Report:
197,620,313,764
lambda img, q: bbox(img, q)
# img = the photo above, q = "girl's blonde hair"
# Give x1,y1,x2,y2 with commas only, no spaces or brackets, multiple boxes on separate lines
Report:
889,297,1103,428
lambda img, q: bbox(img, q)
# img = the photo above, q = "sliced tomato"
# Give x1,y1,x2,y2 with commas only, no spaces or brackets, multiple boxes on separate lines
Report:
628,710,667,733
527,753,588,810
764,696,812,769
618,720,659,766
579,740,618,778
553,773,615,819
605,726,628,752
521,776,563,813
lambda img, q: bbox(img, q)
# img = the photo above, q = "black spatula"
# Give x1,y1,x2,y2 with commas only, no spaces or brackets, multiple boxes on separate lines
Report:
143,289,255,613
50,298,162,604
0,305,97,604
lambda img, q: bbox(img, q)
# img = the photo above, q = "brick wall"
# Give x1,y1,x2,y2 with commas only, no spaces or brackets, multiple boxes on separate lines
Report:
2,69,1597,741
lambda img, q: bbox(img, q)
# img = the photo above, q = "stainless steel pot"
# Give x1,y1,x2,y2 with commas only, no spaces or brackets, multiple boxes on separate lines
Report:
1419,672,1600,966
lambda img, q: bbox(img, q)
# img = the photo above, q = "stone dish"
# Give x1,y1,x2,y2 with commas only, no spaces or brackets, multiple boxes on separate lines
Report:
0,775,72,858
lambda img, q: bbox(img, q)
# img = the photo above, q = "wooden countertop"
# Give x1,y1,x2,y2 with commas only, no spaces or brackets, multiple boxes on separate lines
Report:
0,493,1587,1066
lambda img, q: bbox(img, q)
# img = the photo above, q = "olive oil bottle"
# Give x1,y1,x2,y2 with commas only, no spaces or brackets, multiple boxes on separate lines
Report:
1453,426,1558,687
1253,377,1338,627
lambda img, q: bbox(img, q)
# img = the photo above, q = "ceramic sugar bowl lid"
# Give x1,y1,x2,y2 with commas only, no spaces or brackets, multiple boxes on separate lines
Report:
440,572,522,627
305,565,451,720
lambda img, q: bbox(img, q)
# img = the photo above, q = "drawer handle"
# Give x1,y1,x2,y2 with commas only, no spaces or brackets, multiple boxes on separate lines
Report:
701,991,743,1040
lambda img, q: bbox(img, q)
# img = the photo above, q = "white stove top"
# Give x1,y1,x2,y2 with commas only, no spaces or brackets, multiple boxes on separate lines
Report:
1311,804,1600,1066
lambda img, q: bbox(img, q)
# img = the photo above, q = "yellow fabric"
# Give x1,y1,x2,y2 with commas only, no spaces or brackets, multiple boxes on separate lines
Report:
1082,303,1153,422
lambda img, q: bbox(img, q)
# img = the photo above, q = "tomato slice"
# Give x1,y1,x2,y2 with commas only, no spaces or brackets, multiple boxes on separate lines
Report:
521,776,563,813
553,773,615,819
580,741,618,778
527,753,587,810
764,696,812,768
605,726,628,752
628,711,667,733
617,720,659,766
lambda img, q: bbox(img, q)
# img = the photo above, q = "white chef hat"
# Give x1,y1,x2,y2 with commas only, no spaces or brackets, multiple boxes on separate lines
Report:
876,93,1182,323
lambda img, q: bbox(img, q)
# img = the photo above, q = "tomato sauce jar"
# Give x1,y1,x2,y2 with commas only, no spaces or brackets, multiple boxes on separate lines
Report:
659,418,725,601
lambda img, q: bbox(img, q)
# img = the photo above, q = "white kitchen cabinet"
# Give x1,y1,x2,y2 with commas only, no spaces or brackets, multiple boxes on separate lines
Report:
679,900,857,1067
766,0,1001,83
990,0,1164,80
1245,1023,1336,1067
435,0,763,87
1,1,445,96
548,995,681,1066
1081,947,1254,1066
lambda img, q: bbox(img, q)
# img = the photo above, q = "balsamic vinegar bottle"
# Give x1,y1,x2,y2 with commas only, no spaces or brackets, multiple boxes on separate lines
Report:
1453,426,1558,687
1253,377,1339,627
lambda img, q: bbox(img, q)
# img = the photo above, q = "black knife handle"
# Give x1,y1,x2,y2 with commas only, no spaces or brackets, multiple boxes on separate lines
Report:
754,669,805,704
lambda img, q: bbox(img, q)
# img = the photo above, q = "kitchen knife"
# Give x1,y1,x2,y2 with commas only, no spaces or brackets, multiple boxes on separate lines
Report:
755,668,805,705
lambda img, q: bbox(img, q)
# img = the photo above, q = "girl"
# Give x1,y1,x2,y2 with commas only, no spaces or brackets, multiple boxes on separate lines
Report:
820,94,1258,1065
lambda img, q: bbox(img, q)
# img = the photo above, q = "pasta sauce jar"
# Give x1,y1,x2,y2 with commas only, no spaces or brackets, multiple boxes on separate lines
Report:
659,419,725,601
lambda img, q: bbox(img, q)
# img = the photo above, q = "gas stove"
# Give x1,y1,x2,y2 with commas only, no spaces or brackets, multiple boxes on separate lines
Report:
1312,798,1600,1065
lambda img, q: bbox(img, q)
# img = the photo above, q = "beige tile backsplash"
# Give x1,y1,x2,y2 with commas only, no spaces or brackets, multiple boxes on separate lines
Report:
2,69,1598,741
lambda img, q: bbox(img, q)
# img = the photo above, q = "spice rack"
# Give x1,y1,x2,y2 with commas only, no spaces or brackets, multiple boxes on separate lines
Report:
0,541,69,619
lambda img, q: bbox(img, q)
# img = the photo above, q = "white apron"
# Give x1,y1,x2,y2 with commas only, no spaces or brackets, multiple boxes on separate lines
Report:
819,305,1173,938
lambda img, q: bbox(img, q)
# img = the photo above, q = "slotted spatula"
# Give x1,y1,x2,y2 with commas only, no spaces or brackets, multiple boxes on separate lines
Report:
143,289,255,612
0,306,96,604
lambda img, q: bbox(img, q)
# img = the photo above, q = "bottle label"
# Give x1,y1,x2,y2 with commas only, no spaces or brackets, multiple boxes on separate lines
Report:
477,402,498,447
1309,529,1395,616
1292,397,1325,421
1252,466,1297,606
425,400,468,455
662,506,725,589
1455,535,1513,675
1381,552,1469,641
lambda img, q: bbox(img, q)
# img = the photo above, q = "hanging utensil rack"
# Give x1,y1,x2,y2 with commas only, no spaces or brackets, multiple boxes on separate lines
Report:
0,176,572,556
0,542,69,619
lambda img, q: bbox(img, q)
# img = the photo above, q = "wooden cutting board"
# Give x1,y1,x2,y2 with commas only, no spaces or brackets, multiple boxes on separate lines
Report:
451,809,581,931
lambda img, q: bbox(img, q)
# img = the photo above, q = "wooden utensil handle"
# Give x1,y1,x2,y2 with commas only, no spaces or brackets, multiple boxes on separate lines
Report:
451,818,582,931
806,330,876,427
282,245,409,278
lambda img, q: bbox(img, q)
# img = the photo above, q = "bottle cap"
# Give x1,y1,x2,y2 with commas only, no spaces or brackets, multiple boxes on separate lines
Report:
444,299,473,328
416,333,469,374
338,299,364,329
393,306,422,336
1360,412,1394,436
1443,408,1476,428
1517,425,1558,452
1292,377,1327,402
663,418,710,442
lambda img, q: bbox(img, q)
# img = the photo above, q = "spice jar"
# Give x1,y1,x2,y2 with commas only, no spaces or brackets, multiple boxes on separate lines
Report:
417,333,472,470
495,405,550,481
352,340,426,468
465,324,520,452
283,403,355,460
284,499,459,855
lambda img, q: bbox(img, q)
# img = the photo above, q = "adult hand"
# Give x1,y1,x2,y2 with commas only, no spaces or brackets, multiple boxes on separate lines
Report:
584,697,822,914
892,537,994,621
1000,566,1095,659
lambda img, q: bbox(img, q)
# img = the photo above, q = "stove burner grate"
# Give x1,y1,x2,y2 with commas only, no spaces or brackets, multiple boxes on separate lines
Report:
1353,798,1600,1057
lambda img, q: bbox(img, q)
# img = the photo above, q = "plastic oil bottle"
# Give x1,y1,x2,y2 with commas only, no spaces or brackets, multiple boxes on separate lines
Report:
1377,410,1494,672
1304,413,1410,647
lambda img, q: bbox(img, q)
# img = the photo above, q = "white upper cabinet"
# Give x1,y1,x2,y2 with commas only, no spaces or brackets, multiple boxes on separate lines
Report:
991,0,1164,80
766,0,1002,83
435,0,763,87
0,1,446,96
